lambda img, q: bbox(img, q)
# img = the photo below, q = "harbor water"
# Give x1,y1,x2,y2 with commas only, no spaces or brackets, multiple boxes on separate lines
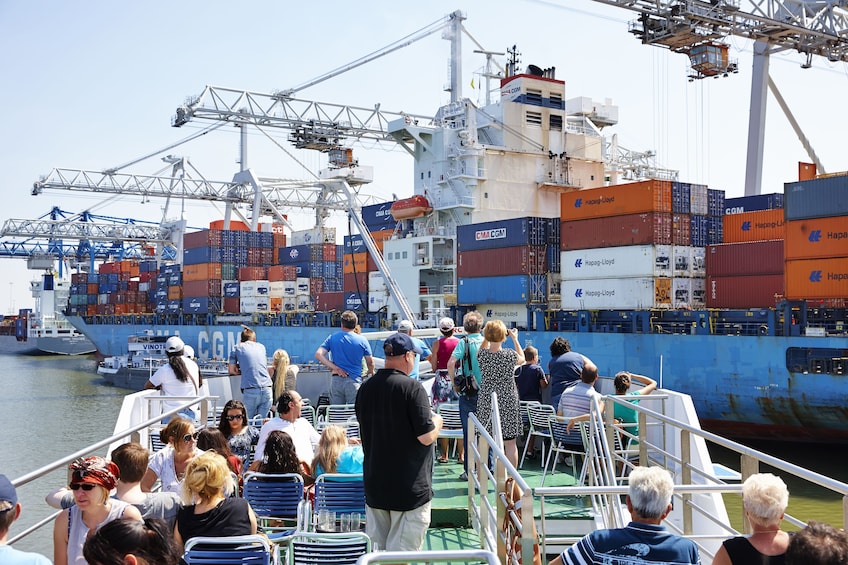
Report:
1,337,844,556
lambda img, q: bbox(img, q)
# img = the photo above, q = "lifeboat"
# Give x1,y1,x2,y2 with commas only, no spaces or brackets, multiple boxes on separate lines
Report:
390,195,433,220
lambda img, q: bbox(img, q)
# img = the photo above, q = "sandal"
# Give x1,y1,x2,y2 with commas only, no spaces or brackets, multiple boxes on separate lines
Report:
437,455,449,464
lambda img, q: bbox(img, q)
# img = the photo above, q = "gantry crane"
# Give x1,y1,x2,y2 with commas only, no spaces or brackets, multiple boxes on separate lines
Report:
588,0,848,195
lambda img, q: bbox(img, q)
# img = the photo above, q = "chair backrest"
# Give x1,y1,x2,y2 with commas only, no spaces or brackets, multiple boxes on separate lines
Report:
313,473,365,515
183,534,271,565
549,415,584,447
527,403,556,433
437,402,463,430
301,404,316,427
520,400,538,424
287,531,370,565
243,472,304,521
319,404,357,427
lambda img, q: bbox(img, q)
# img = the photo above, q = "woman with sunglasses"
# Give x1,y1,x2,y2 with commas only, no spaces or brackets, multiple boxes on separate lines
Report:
218,399,259,473
53,456,143,565
174,451,257,552
141,417,201,494
83,517,180,565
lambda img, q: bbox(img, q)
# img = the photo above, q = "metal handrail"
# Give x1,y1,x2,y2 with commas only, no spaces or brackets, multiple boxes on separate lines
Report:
356,549,499,564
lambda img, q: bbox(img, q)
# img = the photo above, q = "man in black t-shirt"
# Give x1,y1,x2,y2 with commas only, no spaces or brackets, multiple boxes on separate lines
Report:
355,333,443,552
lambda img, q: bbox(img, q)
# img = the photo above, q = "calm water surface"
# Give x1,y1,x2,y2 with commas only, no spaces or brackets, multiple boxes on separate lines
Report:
0,338,124,555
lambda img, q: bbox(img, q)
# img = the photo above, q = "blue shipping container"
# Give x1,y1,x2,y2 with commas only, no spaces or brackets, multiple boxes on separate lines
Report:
784,176,848,220
724,193,784,215
708,189,725,217
457,217,548,252
184,246,222,265
672,182,691,214
690,215,709,247
279,245,311,264
182,296,222,314
343,234,368,254
160,263,181,275
457,274,547,304
167,300,181,313
361,202,396,230
546,245,561,273
344,292,366,311
222,282,240,298
707,217,723,245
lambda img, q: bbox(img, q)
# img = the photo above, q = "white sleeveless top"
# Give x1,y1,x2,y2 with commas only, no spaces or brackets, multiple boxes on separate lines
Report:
67,499,131,564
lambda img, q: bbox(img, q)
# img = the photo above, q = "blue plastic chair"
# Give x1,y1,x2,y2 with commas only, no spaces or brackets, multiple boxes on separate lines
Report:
243,472,304,528
182,534,271,565
312,473,365,530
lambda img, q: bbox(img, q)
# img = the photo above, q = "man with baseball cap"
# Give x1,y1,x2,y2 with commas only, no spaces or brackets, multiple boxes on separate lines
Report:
395,319,431,381
355,333,443,553
0,474,52,564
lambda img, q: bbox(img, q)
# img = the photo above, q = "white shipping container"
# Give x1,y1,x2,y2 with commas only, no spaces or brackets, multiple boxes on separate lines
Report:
296,277,310,295
690,184,708,215
367,290,389,313
368,271,387,292
672,278,692,308
560,277,672,310
269,281,285,298
691,278,706,307
296,295,314,312
691,248,705,277
240,281,257,297
283,297,296,312
283,282,296,297
139,282,150,292
240,297,260,312
561,245,671,280
479,304,527,325
672,246,692,277
254,280,270,296
291,227,336,246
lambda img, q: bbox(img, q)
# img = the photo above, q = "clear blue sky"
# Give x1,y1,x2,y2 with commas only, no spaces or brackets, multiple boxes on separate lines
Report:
1,0,845,314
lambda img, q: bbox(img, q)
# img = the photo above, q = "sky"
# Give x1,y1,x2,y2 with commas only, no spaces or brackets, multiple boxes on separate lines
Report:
1,0,846,315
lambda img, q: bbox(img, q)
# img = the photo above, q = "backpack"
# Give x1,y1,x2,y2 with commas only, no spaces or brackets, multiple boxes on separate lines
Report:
455,337,479,397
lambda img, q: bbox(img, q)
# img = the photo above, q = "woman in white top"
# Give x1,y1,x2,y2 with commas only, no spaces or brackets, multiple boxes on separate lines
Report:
53,456,143,565
144,336,201,421
141,417,202,494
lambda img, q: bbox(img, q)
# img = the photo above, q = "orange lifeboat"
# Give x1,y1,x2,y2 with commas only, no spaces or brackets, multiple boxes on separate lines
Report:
390,195,432,220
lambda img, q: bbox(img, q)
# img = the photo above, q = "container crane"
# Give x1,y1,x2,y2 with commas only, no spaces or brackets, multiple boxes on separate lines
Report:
587,0,848,195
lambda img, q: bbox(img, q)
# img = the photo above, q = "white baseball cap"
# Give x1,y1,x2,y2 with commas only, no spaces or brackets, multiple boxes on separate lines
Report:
165,336,185,354
439,317,455,331
183,345,195,358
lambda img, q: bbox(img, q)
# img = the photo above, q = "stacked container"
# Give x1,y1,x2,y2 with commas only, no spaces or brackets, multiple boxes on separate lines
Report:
68,259,156,316
341,204,401,313
456,217,556,307
784,176,848,300
706,193,787,308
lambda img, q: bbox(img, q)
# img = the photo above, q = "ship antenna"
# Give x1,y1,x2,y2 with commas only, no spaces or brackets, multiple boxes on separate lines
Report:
507,45,521,77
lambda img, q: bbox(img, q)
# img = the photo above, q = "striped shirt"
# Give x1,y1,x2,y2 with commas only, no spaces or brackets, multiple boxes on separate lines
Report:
560,521,700,565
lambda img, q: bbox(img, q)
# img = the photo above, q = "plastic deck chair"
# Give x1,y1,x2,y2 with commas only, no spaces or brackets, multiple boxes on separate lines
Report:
312,473,365,531
285,531,370,565
182,534,271,565
437,402,464,456
243,472,305,529
316,404,357,431
543,416,588,486
520,403,555,468
301,404,316,427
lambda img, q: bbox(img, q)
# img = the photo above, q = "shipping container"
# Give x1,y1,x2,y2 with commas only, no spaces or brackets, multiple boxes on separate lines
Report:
167,286,182,300
343,253,377,274
690,215,708,247
314,291,345,311
706,275,784,308
784,216,848,260
267,265,286,282
344,292,366,311
672,182,690,214
240,297,270,313
785,257,848,299
722,209,785,243
344,234,368,255
560,213,672,250
283,297,296,312
672,278,692,308
560,245,672,279
279,245,311,264
724,193,784,215
672,246,692,277
691,248,706,277
457,245,547,278
559,179,672,221
361,202,396,230
785,176,848,220
238,266,267,281
184,246,222,265
343,272,369,293
296,278,310,295
183,279,222,297
560,277,672,309
457,274,546,304
708,188,726,217
690,184,708,216
184,230,223,249
456,217,548,251
707,216,724,245
269,281,285,297
209,220,249,231
296,296,314,312
672,215,690,246
183,263,223,282
270,297,282,313
368,271,387,292
182,296,222,314
222,297,240,313
478,304,530,327
222,281,240,298
705,240,784,277
368,290,389,312
283,282,296,297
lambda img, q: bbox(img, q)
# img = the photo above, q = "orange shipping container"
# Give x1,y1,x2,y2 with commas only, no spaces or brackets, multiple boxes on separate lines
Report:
785,257,848,299
559,179,672,221
722,209,785,243
167,286,183,300
209,219,249,231
270,297,283,313
370,229,395,252
183,263,223,282
343,252,368,275
785,216,848,260
267,265,286,282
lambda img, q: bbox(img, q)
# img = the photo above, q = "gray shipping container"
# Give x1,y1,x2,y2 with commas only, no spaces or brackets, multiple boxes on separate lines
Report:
785,176,848,220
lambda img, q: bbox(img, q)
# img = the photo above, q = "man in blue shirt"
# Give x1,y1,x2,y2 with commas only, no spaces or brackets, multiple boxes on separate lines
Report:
316,310,374,404
550,466,700,565
0,474,52,564
396,319,431,381
447,310,484,481
228,326,273,418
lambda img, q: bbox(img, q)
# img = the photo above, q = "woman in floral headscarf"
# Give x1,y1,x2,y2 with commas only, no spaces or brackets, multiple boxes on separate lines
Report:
53,456,143,565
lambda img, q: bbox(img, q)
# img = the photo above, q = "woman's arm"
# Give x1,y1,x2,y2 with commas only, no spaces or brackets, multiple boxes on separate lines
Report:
509,328,524,365
123,504,143,521
631,373,658,395
141,468,158,492
45,486,74,510
428,338,439,365
52,509,69,565
248,506,258,535
174,523,184,554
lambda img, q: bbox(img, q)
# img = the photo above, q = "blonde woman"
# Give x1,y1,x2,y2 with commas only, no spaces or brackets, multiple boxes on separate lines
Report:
311,424,364,479
713,473,790,565
271,349,299,403
53,457,143,565
475,320,525,467
174,451,257,552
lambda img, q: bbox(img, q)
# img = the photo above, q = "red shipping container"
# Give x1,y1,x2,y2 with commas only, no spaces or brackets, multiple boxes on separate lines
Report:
561,213,672,250
785,257,848,300
706,275,784,308
238,266,267,281
706,240,784,277
138,272,153,283
184,229,223,249
322,243,337,262
457,246,547,278
310,278,324,295
273,233,287,248
223,297,241,313
344,272,369,292
672,215,690,246
183,279,223,297
87,283,98,294
314,291,345,311
267,265,286,282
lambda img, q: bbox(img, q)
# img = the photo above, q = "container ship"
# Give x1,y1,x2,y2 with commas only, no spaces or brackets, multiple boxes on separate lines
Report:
15,273,95,355
61,60,848,442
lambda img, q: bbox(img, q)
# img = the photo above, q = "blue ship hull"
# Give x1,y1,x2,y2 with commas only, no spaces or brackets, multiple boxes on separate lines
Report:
70,315,848,442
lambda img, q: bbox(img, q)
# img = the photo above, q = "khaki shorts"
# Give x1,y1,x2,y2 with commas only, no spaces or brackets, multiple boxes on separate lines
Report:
365,501,431,552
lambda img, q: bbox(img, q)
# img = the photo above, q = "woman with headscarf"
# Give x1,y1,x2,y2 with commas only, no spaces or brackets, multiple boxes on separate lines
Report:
144,336,202,422
141,417,202,494
53,456,143,565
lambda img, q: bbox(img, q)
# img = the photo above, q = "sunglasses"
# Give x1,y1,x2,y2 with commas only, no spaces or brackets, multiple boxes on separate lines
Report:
182,431,200,443
225,414,244,421
69,483,96,491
